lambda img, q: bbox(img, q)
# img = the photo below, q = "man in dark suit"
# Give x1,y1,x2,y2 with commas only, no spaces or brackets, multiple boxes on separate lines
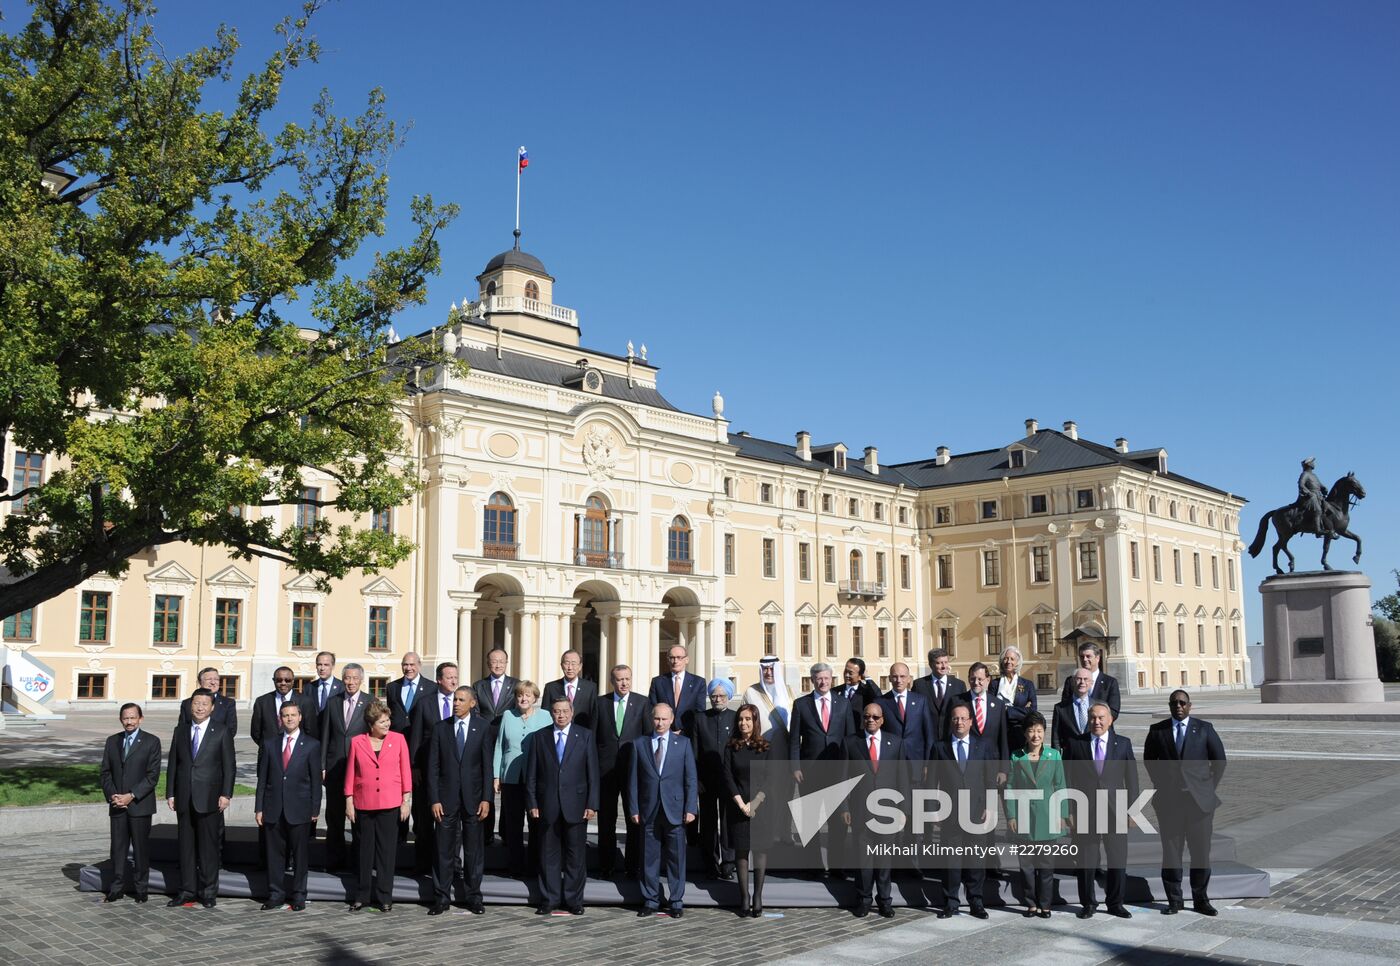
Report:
881,662,936,763
301,650,344,738
321,663,370,871
165,688,235,908
178,667,238,735
427,687,494,915
387,651,429,735
1052,668,1094,751
839,658,882,712
647,644,707,736
526,697,599,916
912,648,966,742
543,649,599,731
410,661,459,872
693,679,737,879
788,662,854,877
1144,690,1227,916
627,703,699,918
594,664,652,878
100,703,161,903
958,662,1011,764
1064,702,1140,919
249,667,300,753
933,703,995,919
841,701,909,919
1059,642,1121,719
255,700,321,911
471,647,516,845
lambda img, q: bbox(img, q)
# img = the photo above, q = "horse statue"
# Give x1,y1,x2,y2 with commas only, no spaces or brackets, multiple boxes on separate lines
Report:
1248,472,1366,575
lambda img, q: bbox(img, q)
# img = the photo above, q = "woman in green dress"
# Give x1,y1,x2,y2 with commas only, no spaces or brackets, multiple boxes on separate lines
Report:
1007,710,1067,918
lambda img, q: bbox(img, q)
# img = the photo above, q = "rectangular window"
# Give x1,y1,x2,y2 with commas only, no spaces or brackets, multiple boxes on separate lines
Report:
1035,622,1054,655
800,623,813,658
939,626,955,656
152,595,182,645
762,538,776,578
368,605,391,650
1173,548,1183,584
824,625,837,658
1076,488,1095,509
901,627,912,658
821,493,833,513
1152,545,1162,582
852,626,863,657
291,602,316,648
1078,542,1099,580
1029,493,1048,515
1160,670,1168,687
1130,541,1140,579
297,487,321,527
1228,559,1237,592
1177,624,1187,654
367,676,389,699
1010,450,1026,469
1134,620,1145,654
1182,670,1190,686
1038,673,1054,691
1215,625,1224,654
796,489,808,509
77,673,108,699
898,506,908,525
213,598,241,647
900,554,911,590
1197,624,1206,654
985,625,1003,655
1031,546,1050,583
371,508,392,534
981,500,998,520
982,549,1000,587
79,591,111,644
3,608,35,641
150,674,179,699
218,676,240,700
848,497,859,518
760,483,773,504
875,552,886,586
723,477,734,498
1193,552,1202,587
724,621,736,657
1232,626,1240,654
935,505,952,525
823,545,836,583
798,542,812,581
1211,555,1220,589
874,503,885,522
724,533,736,575
1138,671,1147,689
763,622,776,657
937,553,953,590
9,450,43,512
1156,621,1166,654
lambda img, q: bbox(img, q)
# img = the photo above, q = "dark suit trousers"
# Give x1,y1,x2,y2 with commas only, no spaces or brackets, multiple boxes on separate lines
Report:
598,767,639,874
1159,796,1213,899
855,839,893,904
323,767,357,869
175,807,221,901
940,828,986,910
108,811,152,894
264,817,311,903
1019,847,1056,908
356,807,399,905
698,778,732,872
411,768,435,872
539,815,586,909
640,815,687,909
435,806,485,903
1076,830,1128,907
499,782,539,876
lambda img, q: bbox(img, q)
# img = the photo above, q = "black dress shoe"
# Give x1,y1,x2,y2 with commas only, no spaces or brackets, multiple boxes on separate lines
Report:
877,903,895,919
751,905,762,918
569,906,585,916
969,906,989,920
937,908,955,919
1077,906,1095,919
668,907,682,919
855,902,870,918
428,902,449,916
104,892,123,903
134,894,148,904
1163,899,1182,915
1023,908,1037,918
261,901,284,911
467,900,485,915
290,901,306,911
1038,909,1051,919
200,898,216,909
714,867,735,881
1106,905,1133,919
1193,900,1218,917
638,906,656,917
379,902,394,913
349,901,365,912
536,906,554,916
166,895,191,908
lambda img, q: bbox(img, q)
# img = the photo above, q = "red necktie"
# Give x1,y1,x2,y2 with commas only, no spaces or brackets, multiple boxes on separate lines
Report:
281,736,293,769
975,696,986,733
897,693,906,721
819,696,830,731
868,734,879,773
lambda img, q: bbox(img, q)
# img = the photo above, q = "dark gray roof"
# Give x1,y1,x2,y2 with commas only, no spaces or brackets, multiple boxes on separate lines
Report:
459,343,680,411
480,248,551,279
728,433,919,487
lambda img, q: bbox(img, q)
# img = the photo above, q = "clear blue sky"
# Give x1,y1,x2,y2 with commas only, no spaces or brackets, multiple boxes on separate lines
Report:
138,2,1400,633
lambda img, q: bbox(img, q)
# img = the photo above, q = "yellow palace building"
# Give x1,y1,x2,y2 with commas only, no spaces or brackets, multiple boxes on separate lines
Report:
1,241,1249,713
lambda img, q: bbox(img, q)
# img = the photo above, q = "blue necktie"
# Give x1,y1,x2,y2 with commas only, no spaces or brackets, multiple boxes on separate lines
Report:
956,739,967,770
404,681,415,711
319,681,329,710
191,726,201,758
123,734,135,761
556,731,566,764
456,719,466,759
1175,721,1186,755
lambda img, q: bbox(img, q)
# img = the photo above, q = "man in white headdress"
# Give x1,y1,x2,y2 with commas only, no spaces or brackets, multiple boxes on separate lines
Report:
743,657,791,745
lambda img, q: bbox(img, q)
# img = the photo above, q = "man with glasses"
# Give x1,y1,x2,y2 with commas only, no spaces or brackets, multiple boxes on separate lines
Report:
251,667,300,755
647,645,706,737
842,703,907,919
178,667,238,735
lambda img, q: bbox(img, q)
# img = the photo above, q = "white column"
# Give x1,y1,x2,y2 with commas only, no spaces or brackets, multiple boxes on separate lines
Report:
456,607,471,675
701,618,714,681
615,615,632,674
499,608,516,654
517,608,536,687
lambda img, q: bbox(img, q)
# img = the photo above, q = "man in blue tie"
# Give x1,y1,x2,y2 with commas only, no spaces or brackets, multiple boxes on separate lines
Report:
526,697,599,916
299,651,343,739
627,703,698,919
427,687,493,915
933,703,992,919
166,689,234,908
1065,702,1139,919
100,703,161,903
1051,668,1094,750
1144,690,1227,916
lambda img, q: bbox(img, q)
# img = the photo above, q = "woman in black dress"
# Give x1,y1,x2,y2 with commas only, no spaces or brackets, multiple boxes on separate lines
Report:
723,703,771,917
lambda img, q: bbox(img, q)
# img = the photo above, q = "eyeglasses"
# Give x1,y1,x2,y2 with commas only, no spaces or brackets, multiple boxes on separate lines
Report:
862,714,884,720
273,678,293,684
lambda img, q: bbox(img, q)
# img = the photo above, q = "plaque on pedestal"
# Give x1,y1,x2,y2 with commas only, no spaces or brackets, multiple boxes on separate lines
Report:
1259,571,1383,703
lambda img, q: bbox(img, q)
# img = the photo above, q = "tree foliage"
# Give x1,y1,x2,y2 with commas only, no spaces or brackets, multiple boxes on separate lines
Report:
0,0,461,620
1374,569,1400,625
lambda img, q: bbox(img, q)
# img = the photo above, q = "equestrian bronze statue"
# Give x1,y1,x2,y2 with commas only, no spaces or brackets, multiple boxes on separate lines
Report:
1248,458,1366,575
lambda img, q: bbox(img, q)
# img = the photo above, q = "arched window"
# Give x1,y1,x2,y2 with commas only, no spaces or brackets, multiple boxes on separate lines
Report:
1125,491,1136,510
1169,500,1178,519
849,550,863,585
1208,510,1216,528
577,496,611,565
668,515,692,572
1148,496,1158,515
524,280,540,301
486,280,497,298
483,492,516,558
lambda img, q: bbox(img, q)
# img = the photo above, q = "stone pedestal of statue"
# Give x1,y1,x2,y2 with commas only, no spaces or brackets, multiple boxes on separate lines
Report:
1259,571,1383,703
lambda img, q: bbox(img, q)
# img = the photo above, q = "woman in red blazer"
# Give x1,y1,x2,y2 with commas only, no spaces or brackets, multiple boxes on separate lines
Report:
344,700,411,911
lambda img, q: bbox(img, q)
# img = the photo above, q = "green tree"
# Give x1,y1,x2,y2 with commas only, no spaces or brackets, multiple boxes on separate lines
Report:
1374,569,1400,624
0,0,460,621
1374,617,1400,683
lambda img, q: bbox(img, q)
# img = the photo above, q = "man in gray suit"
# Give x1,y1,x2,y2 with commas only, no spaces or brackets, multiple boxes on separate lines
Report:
628,703,698,919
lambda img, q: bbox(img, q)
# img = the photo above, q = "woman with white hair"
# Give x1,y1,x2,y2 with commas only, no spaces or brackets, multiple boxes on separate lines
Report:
742,656,791,746
997,646,1038,753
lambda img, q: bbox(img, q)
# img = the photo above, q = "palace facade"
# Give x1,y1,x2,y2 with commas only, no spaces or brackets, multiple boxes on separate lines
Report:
1,243,1249,712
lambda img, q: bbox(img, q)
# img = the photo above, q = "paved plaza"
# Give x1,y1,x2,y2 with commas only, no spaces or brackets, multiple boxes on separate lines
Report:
5,689,1400,965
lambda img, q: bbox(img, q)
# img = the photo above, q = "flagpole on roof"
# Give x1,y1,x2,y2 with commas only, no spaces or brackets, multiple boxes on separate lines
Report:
514,145,526,250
